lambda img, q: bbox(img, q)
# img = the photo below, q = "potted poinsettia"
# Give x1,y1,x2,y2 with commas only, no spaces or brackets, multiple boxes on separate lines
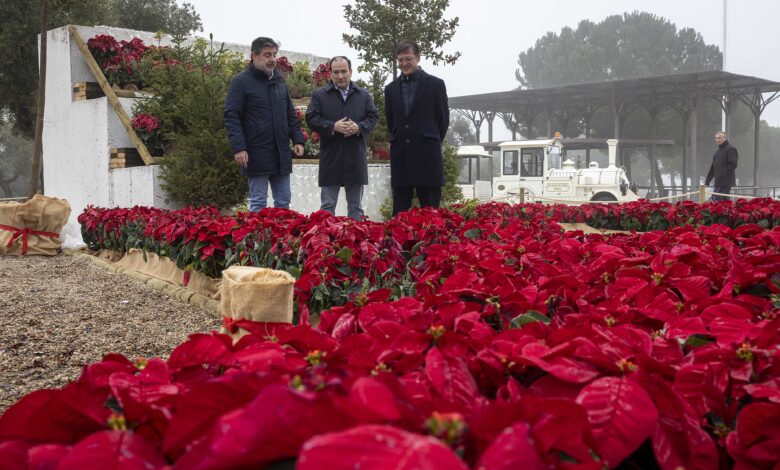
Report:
131,113,166,156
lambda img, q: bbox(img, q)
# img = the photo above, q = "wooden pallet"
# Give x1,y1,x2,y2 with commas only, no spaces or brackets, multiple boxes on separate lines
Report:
109,147,145,169
73,82,146,101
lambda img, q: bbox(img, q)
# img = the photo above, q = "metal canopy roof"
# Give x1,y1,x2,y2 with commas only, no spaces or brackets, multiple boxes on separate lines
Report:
449,71,780,113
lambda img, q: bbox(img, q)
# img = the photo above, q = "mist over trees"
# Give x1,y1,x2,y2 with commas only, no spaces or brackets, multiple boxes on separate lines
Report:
516,11,722,89
509,11,780,190
0,115,32,197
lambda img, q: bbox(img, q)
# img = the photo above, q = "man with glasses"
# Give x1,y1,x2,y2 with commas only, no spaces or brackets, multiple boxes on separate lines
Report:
224,36,305,212
384,40,449,216
705,131,739,201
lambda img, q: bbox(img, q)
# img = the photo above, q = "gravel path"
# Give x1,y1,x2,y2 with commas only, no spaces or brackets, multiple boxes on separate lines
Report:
0,254,220,413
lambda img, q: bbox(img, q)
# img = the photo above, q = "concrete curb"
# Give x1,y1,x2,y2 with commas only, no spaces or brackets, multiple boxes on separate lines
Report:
65,249,221,318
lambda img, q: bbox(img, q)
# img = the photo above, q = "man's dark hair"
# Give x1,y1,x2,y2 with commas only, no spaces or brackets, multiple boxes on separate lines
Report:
395,40,420,57
328,56,352,71
251,37,279,54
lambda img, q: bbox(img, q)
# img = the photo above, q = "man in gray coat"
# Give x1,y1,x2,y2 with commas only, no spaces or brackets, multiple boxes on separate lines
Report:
306,56,379,220
705,131,739,201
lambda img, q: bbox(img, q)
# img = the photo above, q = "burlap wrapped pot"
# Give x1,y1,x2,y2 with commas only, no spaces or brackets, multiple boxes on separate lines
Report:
220,266,295,341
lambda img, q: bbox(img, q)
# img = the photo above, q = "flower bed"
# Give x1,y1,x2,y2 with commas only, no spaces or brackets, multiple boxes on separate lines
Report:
2,201,779,468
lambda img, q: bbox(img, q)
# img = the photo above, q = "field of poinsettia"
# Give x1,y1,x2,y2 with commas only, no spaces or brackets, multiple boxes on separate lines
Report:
2,199,780,469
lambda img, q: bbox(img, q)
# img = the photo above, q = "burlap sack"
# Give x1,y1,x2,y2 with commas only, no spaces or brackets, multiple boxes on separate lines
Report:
0,195,71,256
220,266,294,340
102,248,221,299
186,270,221,299
115,249,183,286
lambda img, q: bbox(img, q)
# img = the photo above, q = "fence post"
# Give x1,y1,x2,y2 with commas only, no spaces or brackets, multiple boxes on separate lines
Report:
699,185,706,203
519,188,525,204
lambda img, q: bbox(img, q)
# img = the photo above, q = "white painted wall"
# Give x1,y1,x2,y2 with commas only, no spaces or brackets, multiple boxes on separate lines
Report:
289,163,391,220
42,25,387,249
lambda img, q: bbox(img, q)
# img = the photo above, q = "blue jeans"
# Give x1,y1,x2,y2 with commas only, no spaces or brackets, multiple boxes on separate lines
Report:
321,185,364,220
247,173,291,212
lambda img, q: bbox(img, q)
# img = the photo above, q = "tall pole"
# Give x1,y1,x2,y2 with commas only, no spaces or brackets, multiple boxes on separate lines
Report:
721,0,727,131
28,0,48,197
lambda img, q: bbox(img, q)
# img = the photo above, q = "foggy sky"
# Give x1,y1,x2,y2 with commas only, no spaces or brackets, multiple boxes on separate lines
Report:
185,0,780,136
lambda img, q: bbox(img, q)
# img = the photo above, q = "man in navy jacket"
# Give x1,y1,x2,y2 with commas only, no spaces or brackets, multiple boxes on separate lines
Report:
224,37,304,212
306,56,379,220
384,41,449,216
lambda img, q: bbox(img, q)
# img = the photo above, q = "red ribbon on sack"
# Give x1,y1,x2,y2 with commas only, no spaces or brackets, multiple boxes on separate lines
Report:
0,224,60,255
222,317,290,337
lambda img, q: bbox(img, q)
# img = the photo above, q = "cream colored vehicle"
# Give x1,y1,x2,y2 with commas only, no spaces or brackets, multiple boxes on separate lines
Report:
457,138,639,204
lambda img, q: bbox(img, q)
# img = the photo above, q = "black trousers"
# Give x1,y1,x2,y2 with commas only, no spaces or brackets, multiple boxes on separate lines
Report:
711,185,732,202
392,186,442,216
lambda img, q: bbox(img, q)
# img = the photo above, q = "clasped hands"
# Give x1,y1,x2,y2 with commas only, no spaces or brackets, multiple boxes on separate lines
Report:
334,117,359,137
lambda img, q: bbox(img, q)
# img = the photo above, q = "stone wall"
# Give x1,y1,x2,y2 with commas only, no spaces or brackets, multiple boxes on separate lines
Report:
289,163,391,220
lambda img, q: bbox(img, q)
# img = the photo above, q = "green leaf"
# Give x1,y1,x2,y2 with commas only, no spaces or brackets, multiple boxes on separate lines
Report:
510,310,551,328
683,334,714,349
464,228,481,240
409,241,425,258
335,247,353,263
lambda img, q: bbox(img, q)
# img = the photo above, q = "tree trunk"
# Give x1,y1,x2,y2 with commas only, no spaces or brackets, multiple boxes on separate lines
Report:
653,158,666,198
1,181,14,198
28,0,48,197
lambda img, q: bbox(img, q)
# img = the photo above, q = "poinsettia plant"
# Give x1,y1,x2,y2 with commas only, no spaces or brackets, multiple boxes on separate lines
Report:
295,107,320,158
130,113,166,156
87,34,149,88
50,200,780,468
312,62,330,87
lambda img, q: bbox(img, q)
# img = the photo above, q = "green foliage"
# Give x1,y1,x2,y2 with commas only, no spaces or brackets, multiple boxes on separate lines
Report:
134,37,247,208
440,142,463,206
379,196,393,220
342,0,460,79
286,61,314,99
109,0,202,36
355,67,390,149
516,12,722,89
445,114,476,146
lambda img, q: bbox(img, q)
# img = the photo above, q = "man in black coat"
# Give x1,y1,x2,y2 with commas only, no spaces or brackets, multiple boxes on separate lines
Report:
224,37,305,212
384,41,449,216
305,56,379,220
705,131,739,201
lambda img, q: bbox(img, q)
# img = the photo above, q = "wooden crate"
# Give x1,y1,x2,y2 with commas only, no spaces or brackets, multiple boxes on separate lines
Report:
72,82,103,101
109,148,145,169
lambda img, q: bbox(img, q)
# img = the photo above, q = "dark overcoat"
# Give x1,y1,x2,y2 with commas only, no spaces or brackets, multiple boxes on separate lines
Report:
384,69,449,188
305,83,379,186
224,65,304,176
705,140,739,187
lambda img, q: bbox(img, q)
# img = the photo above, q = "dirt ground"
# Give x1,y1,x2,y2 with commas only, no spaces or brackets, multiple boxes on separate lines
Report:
0,254,220,413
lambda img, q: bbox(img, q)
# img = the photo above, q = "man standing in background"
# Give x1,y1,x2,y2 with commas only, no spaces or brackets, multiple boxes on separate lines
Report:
384,40,449,216
224,36,304,212
705,131,739,201
306,56,378,220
